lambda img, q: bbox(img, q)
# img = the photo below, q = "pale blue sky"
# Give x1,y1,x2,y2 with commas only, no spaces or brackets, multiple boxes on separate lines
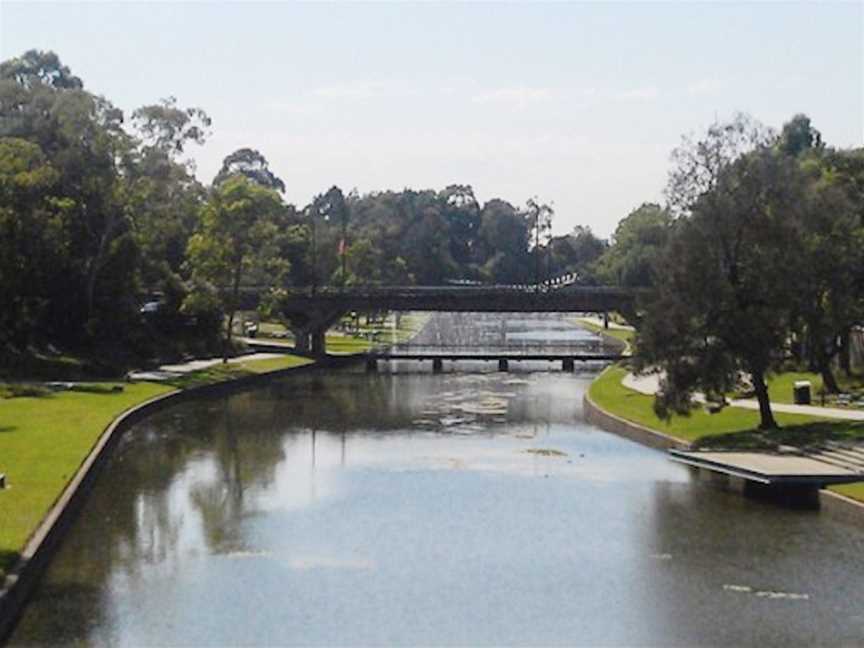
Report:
2,1,862,236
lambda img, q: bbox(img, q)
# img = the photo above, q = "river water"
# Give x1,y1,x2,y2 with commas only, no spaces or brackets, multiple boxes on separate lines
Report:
8,314,864,646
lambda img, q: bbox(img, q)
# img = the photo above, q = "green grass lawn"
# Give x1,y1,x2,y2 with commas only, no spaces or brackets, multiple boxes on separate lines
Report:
765,371,823,404
830,482,864,501
0,382,173,576
589,365,824,444
0,352,311,579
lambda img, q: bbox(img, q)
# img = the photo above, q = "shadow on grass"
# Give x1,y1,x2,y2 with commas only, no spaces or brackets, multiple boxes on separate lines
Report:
0,425,18,433
0,384,55,399
0,549,21,579
693,420,864,451
161,366,255,390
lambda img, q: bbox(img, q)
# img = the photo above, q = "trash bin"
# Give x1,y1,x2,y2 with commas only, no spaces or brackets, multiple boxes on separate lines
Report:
793,380,811,405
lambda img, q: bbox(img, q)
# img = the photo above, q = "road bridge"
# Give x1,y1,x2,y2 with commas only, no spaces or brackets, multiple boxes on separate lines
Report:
239,284,638,356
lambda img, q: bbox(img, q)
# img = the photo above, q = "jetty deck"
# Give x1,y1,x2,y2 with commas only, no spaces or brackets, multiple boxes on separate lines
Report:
669,449,864,486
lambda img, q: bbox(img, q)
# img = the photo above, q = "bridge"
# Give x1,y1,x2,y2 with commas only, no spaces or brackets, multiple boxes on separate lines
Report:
239,284,638,356
363,350,626,373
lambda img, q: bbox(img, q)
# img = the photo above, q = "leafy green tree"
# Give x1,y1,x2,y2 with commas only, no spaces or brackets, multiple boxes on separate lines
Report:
0,138,64,347
185,176,286,361
779,113,823,158
638,118,806,430
548,225,607,282
1,49,137,343
791,144,864,390
594,203,672,287
476,199,531,284
213,148,285,193
131,96,211,157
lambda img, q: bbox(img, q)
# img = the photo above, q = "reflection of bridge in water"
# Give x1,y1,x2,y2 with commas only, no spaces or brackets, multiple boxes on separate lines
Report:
240,285,638,356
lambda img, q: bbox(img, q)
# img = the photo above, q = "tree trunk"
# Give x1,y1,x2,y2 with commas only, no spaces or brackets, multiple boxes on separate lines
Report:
223,257,243,363
840,328,852,377
818,356,840,394
750,368,777,430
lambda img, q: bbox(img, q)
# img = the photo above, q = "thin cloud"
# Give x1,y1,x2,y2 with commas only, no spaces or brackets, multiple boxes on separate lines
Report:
687,78,724,96
617,86,660,100
470,86,555,108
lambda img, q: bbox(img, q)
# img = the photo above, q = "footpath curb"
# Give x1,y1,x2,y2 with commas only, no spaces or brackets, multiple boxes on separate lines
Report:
0,358,345,641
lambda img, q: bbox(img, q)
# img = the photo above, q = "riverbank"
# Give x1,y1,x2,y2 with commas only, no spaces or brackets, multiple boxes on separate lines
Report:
587,364,864,507
0,354,312,579
0,351,322,640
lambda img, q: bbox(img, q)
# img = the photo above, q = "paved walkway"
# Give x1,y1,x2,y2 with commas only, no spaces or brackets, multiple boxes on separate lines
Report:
128,353,286,382
622,372,864,422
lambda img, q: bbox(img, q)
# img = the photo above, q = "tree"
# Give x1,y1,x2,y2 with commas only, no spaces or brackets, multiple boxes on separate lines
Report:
213,148,285,193
131,96,211,157
548,226,607,282
525,198,553,287
476,199,531,284
0,138,64,348
594,203,672,287
185,176,286,361
1,49,138,343
638,118,807,430
779,114,823,158
0,49,82,90
792,147,864,391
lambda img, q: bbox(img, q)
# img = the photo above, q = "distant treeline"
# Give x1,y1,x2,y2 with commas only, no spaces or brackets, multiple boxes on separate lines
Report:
0,50,618,360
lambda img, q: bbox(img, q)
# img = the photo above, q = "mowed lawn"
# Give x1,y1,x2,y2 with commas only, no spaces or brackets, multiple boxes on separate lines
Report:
0,382,172,575
589,365,824,444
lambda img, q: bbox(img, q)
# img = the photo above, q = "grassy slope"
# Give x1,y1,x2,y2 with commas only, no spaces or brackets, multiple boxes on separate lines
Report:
0,354,309,577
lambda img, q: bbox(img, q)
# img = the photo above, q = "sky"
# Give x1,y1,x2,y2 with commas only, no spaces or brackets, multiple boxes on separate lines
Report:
1,1,862,237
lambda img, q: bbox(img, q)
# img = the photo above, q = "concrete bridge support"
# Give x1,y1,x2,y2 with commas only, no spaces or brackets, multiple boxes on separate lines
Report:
365,357,378,373
311,331,326,357
562,358,575,372
433,358,443,373
498,359,509,372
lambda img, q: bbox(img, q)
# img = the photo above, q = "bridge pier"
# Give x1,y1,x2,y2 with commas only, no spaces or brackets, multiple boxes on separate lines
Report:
562,358,575,372
292,329,310,354
603,311,609,329
432,358,443,373
498,359,509,372
310,330,326,357
365,357,378,373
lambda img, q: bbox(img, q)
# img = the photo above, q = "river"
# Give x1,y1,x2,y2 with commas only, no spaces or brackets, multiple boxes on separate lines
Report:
8,313,864,646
